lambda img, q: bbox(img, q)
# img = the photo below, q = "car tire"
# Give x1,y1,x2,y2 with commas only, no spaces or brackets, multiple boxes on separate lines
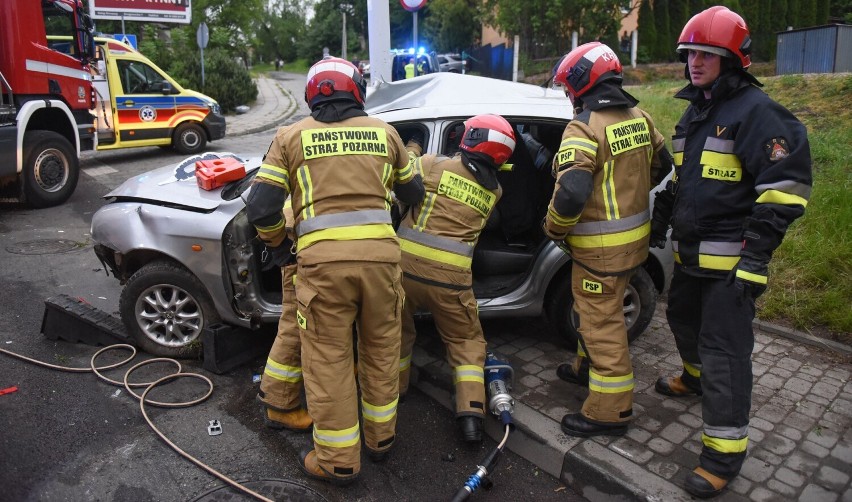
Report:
119,261,221,358
173,122,207,155
22,131,79,208
547,266,656,349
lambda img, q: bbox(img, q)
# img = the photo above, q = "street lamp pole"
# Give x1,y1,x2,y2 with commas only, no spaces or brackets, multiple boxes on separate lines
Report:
340,3,352,60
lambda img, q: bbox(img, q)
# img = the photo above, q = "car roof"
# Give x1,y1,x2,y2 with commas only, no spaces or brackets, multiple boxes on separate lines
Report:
365,73,572,122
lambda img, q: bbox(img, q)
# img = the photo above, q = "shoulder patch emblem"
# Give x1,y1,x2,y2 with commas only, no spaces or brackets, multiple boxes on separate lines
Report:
765,137,789,162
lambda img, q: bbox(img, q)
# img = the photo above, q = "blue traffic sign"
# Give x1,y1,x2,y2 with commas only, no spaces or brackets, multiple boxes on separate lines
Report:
112,34,138,50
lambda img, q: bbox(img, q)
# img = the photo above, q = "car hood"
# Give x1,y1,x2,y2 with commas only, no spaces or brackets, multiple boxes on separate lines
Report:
365,72,568,115
103,153,262,210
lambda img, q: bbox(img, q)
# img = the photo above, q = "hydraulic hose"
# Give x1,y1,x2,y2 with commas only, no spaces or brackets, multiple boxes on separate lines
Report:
0,344,273,502
450,422,512,502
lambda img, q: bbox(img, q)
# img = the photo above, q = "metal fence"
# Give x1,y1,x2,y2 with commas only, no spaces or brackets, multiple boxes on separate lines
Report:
776,24,852,75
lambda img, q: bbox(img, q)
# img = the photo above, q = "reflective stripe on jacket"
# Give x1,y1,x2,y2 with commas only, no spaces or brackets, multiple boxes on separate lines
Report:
398,154,502,287
670,76,811,276
252,115,419,266
546,106,667,273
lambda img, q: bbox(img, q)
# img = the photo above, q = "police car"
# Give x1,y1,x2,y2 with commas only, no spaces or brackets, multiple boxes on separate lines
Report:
91,73,674,357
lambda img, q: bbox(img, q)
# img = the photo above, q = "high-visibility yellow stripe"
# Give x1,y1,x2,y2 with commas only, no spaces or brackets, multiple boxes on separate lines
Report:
313,422,361,448
756,189,808,207
588,370,634,393
255,220,284,233
263,358,303,383
577,342,587,357
399,353,411,371
415,193,436,231
673,152,683,166
601,160,619,220
700,151,741,170
548,207,580,226
560,137,598,155
453,365,484,384
567,222,649,248
362,396,398,423
400,239,472,268
257,163,289,185
698,254,740,270
736,269,768,285
674,251,681,264
396,159,415,182
297,224,397,251
683,361,701,378
702,433,748,453
297,166,315,218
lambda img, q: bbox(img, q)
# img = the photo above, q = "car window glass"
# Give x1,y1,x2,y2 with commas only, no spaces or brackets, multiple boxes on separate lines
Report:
117,60,167,94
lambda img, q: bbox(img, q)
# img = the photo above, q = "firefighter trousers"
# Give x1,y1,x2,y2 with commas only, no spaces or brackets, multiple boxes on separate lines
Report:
296,261,403,477
666,265,755,479
571,262,635,424
258,264,303,411
399,275,486,418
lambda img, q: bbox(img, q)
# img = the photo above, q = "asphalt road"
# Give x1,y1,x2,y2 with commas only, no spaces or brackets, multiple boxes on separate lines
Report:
0,131,582,501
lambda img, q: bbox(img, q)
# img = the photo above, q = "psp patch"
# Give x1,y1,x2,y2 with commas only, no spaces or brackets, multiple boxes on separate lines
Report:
582,279,603,294
765,137,790,162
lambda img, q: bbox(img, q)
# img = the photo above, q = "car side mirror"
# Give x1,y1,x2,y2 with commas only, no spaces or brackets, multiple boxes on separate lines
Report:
161,81,173,95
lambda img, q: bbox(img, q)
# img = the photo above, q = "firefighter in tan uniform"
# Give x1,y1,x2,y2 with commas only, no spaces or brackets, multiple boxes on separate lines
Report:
256,197,313,432
397,115,516,443
246,58,425,485
545,43,672,437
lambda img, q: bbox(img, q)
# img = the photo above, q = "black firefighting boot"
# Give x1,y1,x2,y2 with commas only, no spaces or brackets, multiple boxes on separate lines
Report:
557,356,590,386
457,416,483,444
560,413,628,438
654,375,702,397
684,467,729,498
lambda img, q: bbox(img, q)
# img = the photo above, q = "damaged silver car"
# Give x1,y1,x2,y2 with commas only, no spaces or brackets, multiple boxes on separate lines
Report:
91,73,673,357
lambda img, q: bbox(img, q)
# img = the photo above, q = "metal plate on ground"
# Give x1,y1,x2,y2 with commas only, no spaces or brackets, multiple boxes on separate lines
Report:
190,478,327,502
6,239,87,255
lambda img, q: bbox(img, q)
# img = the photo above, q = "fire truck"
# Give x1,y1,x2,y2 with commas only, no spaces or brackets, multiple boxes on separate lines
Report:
0,0,97,208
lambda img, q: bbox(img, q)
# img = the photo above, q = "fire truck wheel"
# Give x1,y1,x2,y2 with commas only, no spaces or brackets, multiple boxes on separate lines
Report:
173,122,207,155
23,131,80,208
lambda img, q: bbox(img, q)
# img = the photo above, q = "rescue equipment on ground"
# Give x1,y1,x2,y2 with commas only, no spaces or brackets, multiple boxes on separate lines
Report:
451,352,515,501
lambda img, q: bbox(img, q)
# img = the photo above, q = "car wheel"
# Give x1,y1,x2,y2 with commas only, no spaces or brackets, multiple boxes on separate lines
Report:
547,266,656,349
173,122,207,155
119,261,221,358
22,131,79,208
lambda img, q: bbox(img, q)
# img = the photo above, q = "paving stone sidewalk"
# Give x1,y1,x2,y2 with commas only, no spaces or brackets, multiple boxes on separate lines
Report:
411,301,852,501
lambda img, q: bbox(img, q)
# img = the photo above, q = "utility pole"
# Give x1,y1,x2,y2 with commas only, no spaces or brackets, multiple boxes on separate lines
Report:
340,3,353,60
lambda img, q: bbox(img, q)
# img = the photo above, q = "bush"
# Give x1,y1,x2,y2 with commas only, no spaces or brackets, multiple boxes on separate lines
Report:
169,48,258,114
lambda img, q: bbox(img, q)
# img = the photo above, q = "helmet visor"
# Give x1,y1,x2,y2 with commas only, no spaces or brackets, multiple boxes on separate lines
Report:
677,43,735,59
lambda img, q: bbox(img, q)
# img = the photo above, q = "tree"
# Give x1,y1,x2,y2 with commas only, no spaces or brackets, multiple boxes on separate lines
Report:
254,0,309,65
637,0,657,63
653,0,672,60
422,0,481,53
481,0,623,59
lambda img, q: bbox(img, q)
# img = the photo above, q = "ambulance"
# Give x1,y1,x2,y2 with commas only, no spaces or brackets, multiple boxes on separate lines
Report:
90,36,226,154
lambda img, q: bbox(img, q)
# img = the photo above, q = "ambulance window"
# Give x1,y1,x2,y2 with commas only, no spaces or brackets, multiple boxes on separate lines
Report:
117,60,168,94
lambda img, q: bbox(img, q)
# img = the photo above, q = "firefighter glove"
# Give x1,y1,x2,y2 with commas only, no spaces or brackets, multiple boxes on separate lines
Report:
727,254,769,302
261,240,294,271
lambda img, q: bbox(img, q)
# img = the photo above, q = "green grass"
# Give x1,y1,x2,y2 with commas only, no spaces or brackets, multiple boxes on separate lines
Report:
630,74,852,342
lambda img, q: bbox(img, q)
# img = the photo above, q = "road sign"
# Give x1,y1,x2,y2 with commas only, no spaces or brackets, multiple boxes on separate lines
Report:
400,0,427,12
112,34,137,50
196,23,209,50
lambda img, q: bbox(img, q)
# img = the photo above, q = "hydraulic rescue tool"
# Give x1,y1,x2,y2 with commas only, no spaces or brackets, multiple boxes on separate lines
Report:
451,352,515,502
